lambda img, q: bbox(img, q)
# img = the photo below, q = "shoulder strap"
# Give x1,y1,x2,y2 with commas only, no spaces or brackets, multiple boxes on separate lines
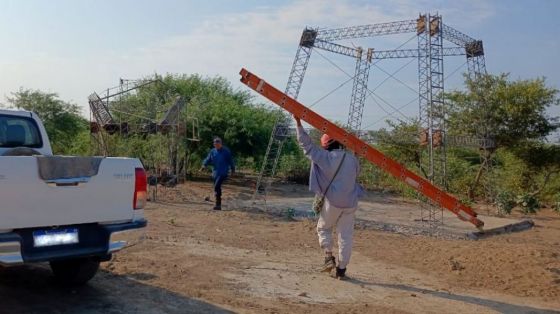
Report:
323,152,346,193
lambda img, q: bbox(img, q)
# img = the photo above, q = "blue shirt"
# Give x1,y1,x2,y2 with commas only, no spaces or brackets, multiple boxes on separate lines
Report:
203,146,235,177
296,126,364,208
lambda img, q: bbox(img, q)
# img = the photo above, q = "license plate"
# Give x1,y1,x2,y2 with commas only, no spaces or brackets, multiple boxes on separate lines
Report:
33,228,79,247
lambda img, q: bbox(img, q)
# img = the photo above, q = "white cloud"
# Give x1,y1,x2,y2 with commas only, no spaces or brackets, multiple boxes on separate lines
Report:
0,0,496,117
125,0,405,87
387,0,495,26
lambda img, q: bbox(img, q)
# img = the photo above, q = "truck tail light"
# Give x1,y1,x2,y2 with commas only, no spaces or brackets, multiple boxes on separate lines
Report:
133,168,147,210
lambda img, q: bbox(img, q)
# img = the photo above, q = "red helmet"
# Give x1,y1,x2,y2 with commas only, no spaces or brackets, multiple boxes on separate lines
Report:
320,134,334,148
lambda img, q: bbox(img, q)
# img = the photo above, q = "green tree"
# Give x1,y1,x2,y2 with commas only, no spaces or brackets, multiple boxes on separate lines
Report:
446,74,559,198
362,120,478,197
6,89,89,155
107,74,278,173
511,142,560,198
370,120,421,168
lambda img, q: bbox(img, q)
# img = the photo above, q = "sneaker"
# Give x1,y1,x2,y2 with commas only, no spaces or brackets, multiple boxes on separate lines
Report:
213,205,222,210
335,267,346,280
321,256,336,273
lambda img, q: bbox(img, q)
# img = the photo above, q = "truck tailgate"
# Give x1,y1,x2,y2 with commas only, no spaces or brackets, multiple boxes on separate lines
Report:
0,157,141,230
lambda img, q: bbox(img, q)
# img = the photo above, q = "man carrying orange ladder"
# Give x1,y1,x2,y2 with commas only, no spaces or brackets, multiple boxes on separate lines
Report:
239,68,484,230
294,116,364,280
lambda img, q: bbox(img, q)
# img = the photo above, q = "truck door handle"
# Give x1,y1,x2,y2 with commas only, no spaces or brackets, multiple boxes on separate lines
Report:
45,177,90,187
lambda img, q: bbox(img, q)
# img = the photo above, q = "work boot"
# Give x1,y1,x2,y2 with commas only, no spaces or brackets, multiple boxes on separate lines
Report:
335,267,346,280
213,195,222,210
321,256,336,273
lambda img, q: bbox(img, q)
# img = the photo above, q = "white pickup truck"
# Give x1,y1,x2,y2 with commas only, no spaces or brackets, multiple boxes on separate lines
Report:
0,109,147,284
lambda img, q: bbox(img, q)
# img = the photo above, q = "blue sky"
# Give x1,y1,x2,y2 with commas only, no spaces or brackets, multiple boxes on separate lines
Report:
0,0,558,133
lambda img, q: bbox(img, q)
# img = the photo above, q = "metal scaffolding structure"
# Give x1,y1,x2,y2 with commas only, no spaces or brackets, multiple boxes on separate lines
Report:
254,14,492,226
88,93,114,127
88,79,159,155
417,14,447,225
316,20,417,41
89,78,201,201
347,48,373,133
253,36,314,201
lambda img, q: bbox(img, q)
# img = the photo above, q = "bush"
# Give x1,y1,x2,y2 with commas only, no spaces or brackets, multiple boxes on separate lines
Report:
277,153,310,185
495,191,516,215
459,196,475,208
554,193,560,214
517,193,540,214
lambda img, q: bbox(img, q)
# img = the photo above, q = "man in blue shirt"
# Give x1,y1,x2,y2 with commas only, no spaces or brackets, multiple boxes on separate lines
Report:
202,137,235,210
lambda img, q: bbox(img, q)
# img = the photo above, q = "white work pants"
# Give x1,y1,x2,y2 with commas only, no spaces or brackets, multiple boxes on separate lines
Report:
316,200,357,269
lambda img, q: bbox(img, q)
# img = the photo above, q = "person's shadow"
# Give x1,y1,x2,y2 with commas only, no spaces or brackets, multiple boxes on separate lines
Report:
348,277,559,314
0,264,233,314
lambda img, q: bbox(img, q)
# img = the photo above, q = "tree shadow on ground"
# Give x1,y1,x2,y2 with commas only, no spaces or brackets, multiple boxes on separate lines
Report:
0,264,232,314
348,277,559,314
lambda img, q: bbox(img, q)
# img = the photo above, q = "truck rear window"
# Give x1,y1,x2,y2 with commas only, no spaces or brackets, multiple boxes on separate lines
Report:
0,114,42,148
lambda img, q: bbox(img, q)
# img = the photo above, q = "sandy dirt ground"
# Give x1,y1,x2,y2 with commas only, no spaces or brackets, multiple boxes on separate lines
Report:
1,177,559,314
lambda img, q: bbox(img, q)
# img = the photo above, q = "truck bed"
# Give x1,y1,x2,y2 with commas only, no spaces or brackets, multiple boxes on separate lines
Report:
0,156,143,231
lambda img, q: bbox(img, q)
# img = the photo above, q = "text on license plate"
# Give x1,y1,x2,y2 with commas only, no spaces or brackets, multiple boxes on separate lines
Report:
33,228,79,247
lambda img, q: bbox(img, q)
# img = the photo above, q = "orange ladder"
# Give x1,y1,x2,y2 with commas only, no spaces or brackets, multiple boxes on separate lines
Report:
239,68,484,229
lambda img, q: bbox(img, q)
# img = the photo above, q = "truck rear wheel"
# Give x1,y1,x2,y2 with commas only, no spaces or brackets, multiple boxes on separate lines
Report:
50,257,100,285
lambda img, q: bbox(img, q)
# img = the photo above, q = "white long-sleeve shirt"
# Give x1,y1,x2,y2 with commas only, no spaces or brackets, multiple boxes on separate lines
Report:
296,126,364,208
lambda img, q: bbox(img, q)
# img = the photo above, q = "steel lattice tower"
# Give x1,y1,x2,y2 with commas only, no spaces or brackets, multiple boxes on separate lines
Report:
442,22,494,203
253,29,315,200
253,14,492,223
417,14,448,225
347,48,373,133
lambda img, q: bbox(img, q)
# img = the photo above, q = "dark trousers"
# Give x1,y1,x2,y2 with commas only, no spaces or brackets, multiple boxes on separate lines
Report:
213,175,228,198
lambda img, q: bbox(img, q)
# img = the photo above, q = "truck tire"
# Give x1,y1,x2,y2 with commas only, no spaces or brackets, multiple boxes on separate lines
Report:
50,258,100,285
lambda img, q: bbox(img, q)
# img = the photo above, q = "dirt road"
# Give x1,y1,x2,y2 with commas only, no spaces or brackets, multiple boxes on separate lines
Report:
1,180,559,313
